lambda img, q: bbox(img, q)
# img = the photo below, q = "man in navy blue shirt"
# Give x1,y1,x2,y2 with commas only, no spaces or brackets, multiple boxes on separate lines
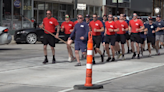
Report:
155,15,164,55
145,17,158,56
85,14,90,25
69,14,89,66
101,14,107,56
124,14,131,54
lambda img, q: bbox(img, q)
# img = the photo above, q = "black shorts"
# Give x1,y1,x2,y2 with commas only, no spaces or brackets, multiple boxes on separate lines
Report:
140,38,145,44
93,35,101,48
130,33,141,43
125,33,130,40
43,33,56,47
64,34,70,41
116,34,126,44
105,35,116,46
147,36,155,45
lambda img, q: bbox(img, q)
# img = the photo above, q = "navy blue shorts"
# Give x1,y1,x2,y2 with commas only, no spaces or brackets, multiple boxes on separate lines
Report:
101,35,105,43
75,40,87,52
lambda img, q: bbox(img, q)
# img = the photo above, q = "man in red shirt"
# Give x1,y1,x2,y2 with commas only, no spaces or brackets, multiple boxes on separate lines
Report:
39,10,60,64
89,13,104,64
61,14,75,62
105,14,119,62
115,14,129,60
129,13,144,59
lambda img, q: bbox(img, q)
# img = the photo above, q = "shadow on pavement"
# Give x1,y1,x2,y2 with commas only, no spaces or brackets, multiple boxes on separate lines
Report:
0,48,21,50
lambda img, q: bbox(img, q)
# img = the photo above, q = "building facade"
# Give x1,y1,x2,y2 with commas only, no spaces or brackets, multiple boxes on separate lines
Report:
102,0,130,16
0,0,102,33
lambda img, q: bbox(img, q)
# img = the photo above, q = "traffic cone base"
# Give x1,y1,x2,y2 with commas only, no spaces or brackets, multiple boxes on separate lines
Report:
74,84,103,90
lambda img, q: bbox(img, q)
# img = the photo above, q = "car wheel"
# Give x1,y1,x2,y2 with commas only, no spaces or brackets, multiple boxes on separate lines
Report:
26,33,37,44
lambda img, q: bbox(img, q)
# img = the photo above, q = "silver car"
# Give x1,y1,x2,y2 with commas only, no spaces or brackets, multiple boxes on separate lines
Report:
0,26,12,45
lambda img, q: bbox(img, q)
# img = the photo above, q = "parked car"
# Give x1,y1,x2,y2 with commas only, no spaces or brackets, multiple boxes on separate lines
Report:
0,26,12,45
14,21,66,44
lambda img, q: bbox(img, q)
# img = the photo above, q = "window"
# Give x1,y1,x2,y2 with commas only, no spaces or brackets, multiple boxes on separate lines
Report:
89,6,94,16
53,3,59,19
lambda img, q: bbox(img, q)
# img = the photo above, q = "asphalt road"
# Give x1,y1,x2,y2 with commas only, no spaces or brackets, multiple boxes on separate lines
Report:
0,43,164,92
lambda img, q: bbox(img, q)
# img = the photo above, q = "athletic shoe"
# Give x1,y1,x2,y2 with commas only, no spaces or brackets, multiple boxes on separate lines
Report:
137,55,140,59
68,57,71,61
92,60,96,64
131,53,136,59
106,57,111,62
122,56,125,60
127,50,130,54
75,62,81,66
141,51,143,56
43,59,48,64
117,53,121,59
148,53,151,57
52,58,56,64
101,55,104,62
68,57,75,62
111,58,115,62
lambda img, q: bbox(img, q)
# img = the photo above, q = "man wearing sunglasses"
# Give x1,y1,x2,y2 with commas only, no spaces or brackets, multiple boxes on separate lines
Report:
69,14,89,66
89,13,104,64
39,10,60,64
115,14,129,60
155,15,164,55
129,13,144,59
105,14,119,62
61,14,75,62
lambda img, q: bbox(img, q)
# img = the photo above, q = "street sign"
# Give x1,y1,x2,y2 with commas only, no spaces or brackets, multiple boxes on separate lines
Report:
77,4,86,10
112,0,123,3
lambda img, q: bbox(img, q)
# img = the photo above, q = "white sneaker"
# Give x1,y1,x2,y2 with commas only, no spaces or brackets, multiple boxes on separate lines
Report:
148,53,151,57
122,56,125,60
68,57,71,62
68,57,75,62
117,54,121,59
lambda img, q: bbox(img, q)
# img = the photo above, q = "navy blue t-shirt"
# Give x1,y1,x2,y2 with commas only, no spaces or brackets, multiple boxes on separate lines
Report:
70,22,89,41
125,20,129,33
140,24,147,38
101,20,106,36
145,23,157,37
155,20,164,35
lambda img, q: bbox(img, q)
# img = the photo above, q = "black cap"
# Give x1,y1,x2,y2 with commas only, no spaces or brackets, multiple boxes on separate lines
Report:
156,15,161,18
149,17,153,20
103,14,107,17
124,14,126,17
85,14,90,18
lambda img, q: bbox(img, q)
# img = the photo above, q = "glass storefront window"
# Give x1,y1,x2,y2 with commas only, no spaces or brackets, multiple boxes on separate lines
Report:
23,0,32,29
2,0,12,29
45,3,52,10
66,5,73,19
13,0,22,30
95,7,99,16
53,3,59,19
89,6,94,16
84,6,88,16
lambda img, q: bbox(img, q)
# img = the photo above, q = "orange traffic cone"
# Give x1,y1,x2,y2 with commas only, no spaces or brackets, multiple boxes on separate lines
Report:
74,32,103,90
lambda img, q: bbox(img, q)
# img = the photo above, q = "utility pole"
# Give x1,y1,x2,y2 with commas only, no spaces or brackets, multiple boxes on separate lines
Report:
74,0,78,18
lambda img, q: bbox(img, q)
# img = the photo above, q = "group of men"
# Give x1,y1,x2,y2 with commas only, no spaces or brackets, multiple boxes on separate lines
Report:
40,10,164,66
